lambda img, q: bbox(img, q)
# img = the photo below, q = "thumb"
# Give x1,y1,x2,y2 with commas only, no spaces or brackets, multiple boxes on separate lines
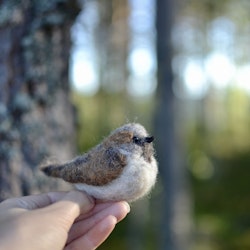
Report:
1,191,94,212
45,190,95,218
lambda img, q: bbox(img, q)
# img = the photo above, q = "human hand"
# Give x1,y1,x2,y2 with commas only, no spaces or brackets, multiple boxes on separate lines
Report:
0,190,130,250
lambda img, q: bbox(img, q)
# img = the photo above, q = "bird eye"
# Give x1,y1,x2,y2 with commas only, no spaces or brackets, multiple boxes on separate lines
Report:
132,136,141,145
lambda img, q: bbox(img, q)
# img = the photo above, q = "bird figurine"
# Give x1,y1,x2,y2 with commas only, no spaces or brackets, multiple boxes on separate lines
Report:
41,123,158,202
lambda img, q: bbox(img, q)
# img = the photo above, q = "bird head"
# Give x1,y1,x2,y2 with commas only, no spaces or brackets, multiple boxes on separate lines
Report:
104,123,155,163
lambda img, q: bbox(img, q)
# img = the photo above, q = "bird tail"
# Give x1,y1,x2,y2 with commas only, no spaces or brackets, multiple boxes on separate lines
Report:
41,164,64,178
40,155,89,183
40,158,66,179
40,157,85,183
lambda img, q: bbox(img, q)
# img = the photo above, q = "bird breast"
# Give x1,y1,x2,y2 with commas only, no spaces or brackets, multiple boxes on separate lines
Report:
75,152,158,202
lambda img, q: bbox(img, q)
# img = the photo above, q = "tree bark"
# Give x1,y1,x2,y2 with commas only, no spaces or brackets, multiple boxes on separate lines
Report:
155,0,192,249
0,0,80,200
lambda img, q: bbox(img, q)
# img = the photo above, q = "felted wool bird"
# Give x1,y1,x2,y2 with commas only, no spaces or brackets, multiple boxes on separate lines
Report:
41,123,158,202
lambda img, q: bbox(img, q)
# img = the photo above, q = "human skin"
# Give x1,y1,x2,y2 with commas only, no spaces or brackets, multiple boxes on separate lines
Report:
0,191,130,250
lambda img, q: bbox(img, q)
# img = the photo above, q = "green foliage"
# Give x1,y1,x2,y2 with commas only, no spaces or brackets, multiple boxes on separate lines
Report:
187,88,250,250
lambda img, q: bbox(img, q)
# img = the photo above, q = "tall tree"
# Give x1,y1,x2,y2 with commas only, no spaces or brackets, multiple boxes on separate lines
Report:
0,0,80,200
155,0,192,249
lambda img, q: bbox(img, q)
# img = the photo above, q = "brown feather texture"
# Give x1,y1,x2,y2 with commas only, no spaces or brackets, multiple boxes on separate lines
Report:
41,123,158,202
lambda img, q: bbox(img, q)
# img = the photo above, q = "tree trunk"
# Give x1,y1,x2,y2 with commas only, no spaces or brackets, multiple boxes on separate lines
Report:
0,0,80,200
154,0,192,249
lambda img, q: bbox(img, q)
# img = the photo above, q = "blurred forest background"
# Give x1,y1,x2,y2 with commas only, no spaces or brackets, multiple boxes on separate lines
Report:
0,0,250,250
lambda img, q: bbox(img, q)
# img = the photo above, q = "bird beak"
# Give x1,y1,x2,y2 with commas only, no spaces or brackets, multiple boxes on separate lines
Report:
144,136,154,143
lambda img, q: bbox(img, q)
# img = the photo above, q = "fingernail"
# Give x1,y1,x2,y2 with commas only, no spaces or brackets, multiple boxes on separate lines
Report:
123,201,130,213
